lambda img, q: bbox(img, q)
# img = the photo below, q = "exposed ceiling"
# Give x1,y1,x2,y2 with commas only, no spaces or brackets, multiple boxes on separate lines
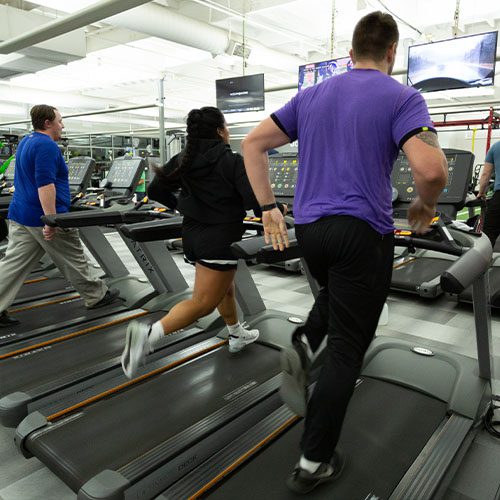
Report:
0,0,499,137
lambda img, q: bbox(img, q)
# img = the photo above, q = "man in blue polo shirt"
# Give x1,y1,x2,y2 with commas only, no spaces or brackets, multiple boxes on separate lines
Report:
242,11,448,494
0,104,118,327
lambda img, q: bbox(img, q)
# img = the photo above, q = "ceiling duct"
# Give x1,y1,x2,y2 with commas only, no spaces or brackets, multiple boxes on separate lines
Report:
0,4,86,80
106,3,303,72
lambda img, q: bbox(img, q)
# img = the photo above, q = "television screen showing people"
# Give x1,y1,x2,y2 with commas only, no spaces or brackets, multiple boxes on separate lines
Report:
407,31,498,92
215,74,265,114
298,56,353,91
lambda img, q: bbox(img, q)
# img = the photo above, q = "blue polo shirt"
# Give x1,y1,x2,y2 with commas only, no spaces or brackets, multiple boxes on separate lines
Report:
272,68,434,234
485,141,500,191
8,132,70,227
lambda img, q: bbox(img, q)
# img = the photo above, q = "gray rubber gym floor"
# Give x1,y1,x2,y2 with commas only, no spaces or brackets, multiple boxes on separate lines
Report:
1,232,499,499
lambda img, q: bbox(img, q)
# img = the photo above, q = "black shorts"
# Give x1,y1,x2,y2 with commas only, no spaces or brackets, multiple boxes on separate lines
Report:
182,217,245,271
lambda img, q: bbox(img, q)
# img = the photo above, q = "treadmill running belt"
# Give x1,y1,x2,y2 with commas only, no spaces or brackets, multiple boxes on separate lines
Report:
14,277,73,305
207,377,447,499
392,257,452,291
0,312,162,398
2,296,126,346
26,343,280,492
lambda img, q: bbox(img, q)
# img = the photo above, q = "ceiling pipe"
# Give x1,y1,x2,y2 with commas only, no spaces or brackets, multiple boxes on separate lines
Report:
106,3,304,72
0,0,153,54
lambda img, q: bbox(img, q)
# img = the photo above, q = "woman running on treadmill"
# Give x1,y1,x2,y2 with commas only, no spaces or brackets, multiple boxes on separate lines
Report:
121,106,285,379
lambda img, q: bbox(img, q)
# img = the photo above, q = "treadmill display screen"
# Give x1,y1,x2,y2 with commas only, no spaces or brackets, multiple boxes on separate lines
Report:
269,155,298,197
67,157,95,188
391,150,473,205
106,158,144,189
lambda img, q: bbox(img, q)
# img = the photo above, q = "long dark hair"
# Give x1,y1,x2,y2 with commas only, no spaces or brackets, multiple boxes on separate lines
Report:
154,106,225,181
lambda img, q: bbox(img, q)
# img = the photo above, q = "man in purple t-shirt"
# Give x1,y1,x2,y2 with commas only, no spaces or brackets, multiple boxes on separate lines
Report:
242,11,448,494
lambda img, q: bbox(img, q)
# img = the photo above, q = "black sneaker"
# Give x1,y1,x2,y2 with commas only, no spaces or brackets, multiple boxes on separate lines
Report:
286,450,345,495
87,288,121,309
0,311,20,328
280,328,311,416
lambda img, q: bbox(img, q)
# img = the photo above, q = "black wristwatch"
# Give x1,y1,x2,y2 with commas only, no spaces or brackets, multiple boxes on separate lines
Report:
260,202,278,212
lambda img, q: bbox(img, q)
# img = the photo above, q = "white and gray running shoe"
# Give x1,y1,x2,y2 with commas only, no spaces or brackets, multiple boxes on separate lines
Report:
228,322,259,353
121,320,151,379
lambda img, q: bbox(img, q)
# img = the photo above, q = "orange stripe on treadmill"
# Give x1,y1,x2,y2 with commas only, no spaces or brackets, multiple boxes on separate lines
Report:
0,310,149,361
47,340,228,422
188,415,301,499
9,294,81,314
23,277,49,285
392,256,416,270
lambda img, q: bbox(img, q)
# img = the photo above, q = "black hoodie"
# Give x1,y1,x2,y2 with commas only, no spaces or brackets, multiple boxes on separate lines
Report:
148,139,261,224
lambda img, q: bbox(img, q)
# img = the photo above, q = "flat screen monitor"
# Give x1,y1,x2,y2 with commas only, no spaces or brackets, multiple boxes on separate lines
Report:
298,56,353,91
407,31,498,92
216,74,265,114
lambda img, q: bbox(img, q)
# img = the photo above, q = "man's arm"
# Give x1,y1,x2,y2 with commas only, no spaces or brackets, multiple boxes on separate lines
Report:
38,183,57,240
242,117,291,250
402,131,448,233
477,162,494,198
242,117,290,205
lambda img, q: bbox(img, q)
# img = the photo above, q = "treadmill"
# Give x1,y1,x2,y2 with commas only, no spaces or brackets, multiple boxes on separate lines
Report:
14,219,306,499
159,220,495,500
391,148,474,298
12,156,97,305
0,214,220,427
0,157,154,347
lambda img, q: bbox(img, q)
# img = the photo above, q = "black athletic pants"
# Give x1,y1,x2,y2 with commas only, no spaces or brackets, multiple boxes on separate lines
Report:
482,190,500,248
295,215,394,463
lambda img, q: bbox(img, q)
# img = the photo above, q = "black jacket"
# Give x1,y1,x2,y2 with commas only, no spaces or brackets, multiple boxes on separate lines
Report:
148,139,261,224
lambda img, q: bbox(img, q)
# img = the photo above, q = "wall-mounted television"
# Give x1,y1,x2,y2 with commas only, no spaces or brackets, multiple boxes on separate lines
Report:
407,31,498,93
298,56,353,91
216,74,265,114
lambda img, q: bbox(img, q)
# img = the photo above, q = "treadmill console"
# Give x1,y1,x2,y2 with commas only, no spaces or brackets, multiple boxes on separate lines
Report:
269,153,298,205
392,148,474,213
67,156,95,193
4,157,15,184
105,157,146,195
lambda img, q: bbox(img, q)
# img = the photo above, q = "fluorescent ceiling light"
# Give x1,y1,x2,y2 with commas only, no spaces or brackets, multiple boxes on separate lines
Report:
423,87,496,101
0,102,27,115
0,53,24,65
30,0,99,14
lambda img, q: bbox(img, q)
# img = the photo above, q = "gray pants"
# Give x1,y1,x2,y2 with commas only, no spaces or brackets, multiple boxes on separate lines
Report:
0,220,107,312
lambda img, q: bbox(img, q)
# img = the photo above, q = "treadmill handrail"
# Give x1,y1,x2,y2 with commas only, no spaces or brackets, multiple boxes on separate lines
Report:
231,229,296,260
441,232,492,293
42,210,124,227
120,217,183,242
394,219,464,256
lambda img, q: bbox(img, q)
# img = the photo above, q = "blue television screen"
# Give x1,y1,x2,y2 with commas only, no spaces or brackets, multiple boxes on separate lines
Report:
298,56,353,91
407,31,498,92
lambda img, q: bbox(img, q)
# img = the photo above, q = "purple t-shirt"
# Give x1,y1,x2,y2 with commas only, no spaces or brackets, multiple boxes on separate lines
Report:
272,68,434,234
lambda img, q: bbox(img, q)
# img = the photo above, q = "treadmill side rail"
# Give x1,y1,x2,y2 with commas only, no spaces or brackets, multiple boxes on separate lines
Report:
389,414,473,500
78,470,130,500
0,391,30,428
14,411,48,458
